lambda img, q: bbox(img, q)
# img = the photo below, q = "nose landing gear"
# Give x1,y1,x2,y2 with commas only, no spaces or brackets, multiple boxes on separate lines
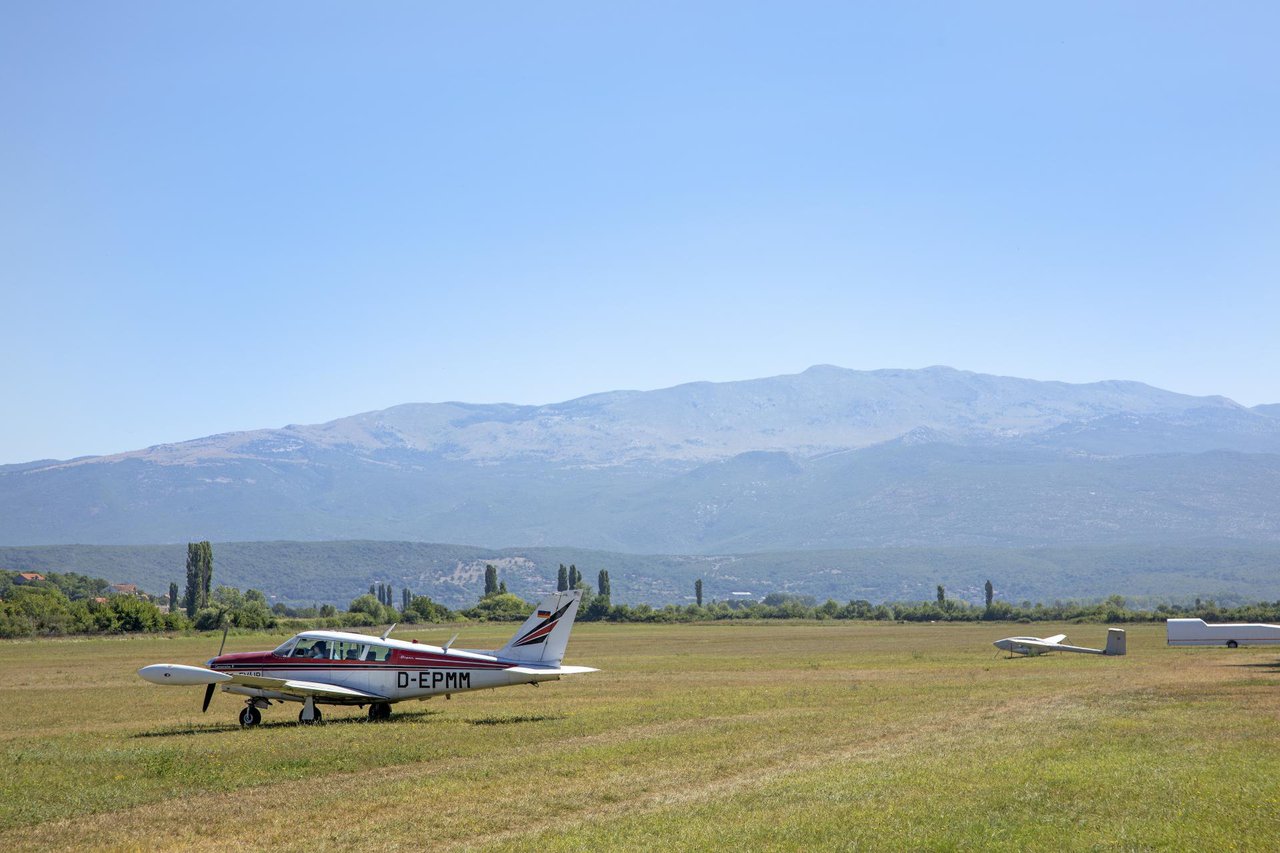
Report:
239,704,262,727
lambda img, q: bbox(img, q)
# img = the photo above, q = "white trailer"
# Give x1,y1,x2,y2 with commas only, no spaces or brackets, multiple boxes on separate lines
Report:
1166,618,1280,648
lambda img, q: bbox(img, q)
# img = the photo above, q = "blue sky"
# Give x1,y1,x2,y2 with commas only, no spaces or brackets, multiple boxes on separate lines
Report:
3,2,1277,462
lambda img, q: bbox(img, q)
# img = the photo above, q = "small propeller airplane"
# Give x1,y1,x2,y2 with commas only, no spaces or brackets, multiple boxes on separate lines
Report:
993,628,1126,658
139,589,595,725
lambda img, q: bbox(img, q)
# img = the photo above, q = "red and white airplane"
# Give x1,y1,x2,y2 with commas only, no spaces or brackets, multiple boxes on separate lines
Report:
139,589,595,725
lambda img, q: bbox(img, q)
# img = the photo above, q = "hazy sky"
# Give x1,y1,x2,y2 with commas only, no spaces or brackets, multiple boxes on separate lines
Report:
3,2,1277,463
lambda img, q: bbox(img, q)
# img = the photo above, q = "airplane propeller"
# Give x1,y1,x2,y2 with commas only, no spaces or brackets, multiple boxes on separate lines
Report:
202,625,230,714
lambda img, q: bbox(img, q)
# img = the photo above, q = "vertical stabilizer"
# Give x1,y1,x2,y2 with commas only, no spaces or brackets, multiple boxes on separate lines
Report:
1105,628,1127,656
495,590,583,665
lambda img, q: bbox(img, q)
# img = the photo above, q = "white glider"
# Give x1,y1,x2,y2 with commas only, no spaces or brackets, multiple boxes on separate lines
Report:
994,629,1126,657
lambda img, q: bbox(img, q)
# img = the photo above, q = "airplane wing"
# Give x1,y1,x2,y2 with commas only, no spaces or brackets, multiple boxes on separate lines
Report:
1044,634,1068,645
226,673,388,701
139,664,387,701
1012,640,1060,652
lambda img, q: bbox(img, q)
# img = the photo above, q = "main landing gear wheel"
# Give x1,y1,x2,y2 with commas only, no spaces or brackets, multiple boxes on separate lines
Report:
1227,640,1239,649
239,705,262,727
368,702,392,722
299,707,323,724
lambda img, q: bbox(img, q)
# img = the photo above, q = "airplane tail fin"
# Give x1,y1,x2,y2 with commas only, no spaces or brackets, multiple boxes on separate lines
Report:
494,590,583,666
1105,628,1127,656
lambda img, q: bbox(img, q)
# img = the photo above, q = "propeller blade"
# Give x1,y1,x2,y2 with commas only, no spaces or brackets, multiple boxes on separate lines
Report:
202,682,216,713
217,625,229,657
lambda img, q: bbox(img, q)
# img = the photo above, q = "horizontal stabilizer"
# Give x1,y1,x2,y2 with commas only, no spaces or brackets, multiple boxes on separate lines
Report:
506,665,599,676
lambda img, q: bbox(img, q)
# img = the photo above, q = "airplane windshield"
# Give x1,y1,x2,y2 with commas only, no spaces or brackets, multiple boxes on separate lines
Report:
272,638,297,657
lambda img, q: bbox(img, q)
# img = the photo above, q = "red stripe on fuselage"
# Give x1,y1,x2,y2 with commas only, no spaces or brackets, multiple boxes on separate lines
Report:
209,653,510,671
213,658,508,669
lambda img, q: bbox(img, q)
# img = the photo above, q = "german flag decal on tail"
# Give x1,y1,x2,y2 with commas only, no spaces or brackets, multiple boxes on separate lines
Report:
512,599,574,647
496,589,584,664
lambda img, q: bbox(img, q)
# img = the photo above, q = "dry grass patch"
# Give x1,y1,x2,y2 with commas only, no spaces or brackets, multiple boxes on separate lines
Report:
2,622,1277,851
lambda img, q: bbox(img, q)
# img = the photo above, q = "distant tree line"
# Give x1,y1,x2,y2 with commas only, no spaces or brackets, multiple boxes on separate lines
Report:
8,556,1280,639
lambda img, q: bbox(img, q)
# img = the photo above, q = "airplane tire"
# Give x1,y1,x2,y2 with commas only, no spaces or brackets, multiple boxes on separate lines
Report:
1227,640,1239,649
368,702,392,722
299,707,323,724
239,706,261,727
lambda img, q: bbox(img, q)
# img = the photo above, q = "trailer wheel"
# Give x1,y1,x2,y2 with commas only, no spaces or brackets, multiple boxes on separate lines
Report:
1227,640,1239,649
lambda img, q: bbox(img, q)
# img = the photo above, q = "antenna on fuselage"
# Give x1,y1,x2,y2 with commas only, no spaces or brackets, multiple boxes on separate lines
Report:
380,623,397,641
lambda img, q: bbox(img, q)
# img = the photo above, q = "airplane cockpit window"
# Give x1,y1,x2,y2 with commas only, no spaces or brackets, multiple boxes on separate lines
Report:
290,638,330,659
272,638,298,657
287,638,388,661
332,641,367,661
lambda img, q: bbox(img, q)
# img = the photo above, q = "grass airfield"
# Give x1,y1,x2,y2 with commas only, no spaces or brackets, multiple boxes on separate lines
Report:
2,621,1278,851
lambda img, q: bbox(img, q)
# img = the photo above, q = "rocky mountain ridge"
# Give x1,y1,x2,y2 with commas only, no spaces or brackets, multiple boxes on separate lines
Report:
3,365,1278,548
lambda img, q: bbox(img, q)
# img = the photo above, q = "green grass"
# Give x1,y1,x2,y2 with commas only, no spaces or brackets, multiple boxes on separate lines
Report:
2,622,1278,850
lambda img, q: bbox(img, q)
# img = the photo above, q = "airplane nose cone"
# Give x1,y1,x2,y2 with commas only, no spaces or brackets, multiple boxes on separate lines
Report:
138,664,231,685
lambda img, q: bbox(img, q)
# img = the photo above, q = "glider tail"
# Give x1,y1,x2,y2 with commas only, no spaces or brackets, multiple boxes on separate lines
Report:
1105,628,1127,656
495,589,583,666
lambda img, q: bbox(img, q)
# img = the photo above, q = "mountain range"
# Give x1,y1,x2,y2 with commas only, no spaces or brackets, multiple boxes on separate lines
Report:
4,365,1280,552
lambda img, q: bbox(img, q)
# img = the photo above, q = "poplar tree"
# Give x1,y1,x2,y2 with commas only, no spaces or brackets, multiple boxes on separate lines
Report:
484,564,499,597
168,582,178,613
597,569,610,598
569,564,580,588
936,585,946,605
183,541,214,617
557,564,568,591
183,546,199,617
695,578,703,607
984,580,994,608
200,541,213,607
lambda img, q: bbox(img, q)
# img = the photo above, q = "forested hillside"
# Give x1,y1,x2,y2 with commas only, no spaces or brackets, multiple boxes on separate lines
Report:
2,540,1278,609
